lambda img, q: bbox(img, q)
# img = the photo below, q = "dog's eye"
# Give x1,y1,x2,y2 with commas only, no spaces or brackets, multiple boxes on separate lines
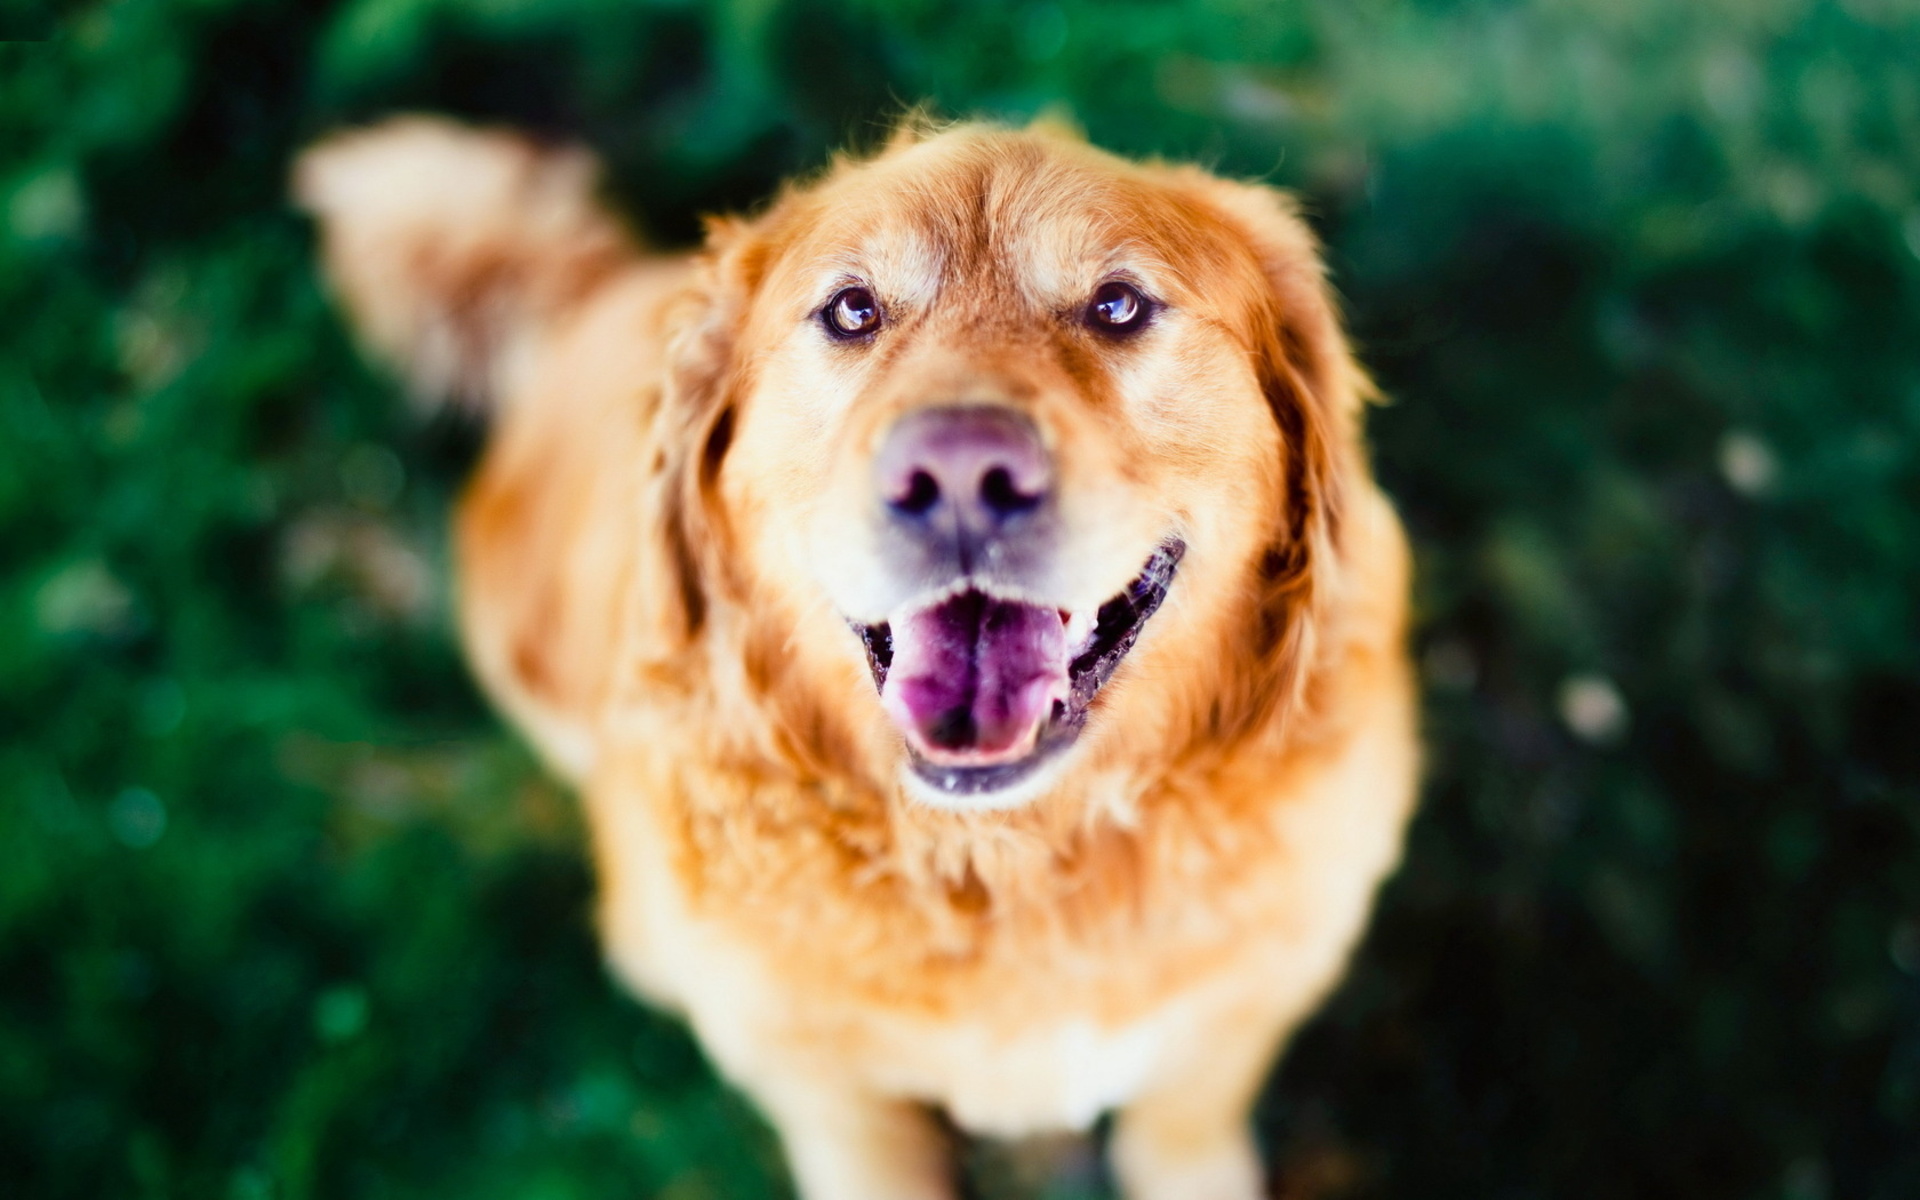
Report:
823,287,882,339
1086,281,1150,335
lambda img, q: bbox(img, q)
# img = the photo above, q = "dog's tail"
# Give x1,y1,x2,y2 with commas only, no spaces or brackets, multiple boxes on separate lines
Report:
293,116,636,411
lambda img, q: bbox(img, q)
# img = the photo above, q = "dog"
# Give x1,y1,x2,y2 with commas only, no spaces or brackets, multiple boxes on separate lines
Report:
296,113,1418,1200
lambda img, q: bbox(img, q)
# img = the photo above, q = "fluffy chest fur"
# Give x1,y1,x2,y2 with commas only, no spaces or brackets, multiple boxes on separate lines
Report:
580,556,1415,1136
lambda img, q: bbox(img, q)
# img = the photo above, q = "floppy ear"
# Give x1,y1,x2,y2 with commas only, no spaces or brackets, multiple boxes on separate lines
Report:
455,209,770,768
629,215,770,667
1170,172,1375,711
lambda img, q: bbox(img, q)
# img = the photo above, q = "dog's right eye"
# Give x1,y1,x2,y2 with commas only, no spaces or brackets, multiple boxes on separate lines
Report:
823,287,882,339
1086,281,1151,336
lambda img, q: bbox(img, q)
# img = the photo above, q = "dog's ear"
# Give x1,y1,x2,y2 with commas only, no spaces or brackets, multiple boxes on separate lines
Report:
631,213,774,661
1163,171,1375,710
295,116,635,410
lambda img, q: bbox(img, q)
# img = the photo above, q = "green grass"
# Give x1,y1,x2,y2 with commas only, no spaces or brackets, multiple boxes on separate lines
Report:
4,1,1919,1196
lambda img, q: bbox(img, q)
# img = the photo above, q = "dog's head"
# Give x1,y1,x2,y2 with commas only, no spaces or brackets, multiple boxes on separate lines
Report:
654,120,1368,809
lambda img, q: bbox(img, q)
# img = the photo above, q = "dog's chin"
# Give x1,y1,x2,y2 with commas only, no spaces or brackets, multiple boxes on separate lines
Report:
851,539,1185,808
898,750,1073,812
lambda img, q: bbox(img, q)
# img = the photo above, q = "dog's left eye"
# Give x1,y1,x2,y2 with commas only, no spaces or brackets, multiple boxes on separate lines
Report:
1086,281,1150,335
823,287,882,339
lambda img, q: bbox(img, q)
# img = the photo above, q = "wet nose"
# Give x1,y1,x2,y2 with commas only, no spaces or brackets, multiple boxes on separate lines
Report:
875,406,1053,548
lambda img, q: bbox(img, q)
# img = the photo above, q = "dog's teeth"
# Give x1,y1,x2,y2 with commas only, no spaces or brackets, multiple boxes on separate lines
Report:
1063,609,1095,656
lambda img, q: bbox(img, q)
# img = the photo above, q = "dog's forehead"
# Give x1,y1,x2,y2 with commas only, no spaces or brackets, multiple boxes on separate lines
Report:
790,134,1207,310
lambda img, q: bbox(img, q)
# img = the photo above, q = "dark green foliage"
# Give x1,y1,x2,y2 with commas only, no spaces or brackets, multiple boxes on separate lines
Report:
3,1,1917,1197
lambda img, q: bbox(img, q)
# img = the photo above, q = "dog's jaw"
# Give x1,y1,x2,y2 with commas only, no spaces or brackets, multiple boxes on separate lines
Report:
853,539,1185,809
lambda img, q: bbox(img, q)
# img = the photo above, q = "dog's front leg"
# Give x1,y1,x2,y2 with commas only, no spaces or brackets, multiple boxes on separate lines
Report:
1107,1011,1280,1200
746,1074,957,1200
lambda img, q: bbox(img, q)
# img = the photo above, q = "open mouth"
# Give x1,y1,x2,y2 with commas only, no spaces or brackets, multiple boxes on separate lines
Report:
853,540,1185,797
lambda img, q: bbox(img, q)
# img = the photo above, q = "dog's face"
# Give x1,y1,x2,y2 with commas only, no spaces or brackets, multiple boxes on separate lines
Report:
671,124,1357,809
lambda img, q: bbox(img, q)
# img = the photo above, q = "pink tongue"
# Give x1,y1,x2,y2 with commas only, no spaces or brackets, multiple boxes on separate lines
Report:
881,591,1069,765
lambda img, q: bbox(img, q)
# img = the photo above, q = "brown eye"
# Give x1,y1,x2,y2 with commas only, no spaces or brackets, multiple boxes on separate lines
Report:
824,286,882,339
1087,281,1150,335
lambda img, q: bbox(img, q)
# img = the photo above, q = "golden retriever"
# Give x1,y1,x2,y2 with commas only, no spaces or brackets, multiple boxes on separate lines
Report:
296,114,1418,1200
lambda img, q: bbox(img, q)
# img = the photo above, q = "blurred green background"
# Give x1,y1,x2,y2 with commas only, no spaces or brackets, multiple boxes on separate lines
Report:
4,0,1919,1196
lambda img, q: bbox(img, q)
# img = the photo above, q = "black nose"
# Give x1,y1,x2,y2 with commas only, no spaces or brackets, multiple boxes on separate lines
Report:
876,405,1052,547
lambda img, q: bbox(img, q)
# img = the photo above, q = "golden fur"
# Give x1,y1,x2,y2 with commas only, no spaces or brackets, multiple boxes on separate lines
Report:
296,114,1419,1200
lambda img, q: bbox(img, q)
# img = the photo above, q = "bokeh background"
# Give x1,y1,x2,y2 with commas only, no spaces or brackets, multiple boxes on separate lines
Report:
5,0,1919,1196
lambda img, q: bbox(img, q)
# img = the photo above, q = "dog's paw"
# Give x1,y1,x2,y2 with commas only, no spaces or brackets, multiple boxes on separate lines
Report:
1110,1127,1264,1200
